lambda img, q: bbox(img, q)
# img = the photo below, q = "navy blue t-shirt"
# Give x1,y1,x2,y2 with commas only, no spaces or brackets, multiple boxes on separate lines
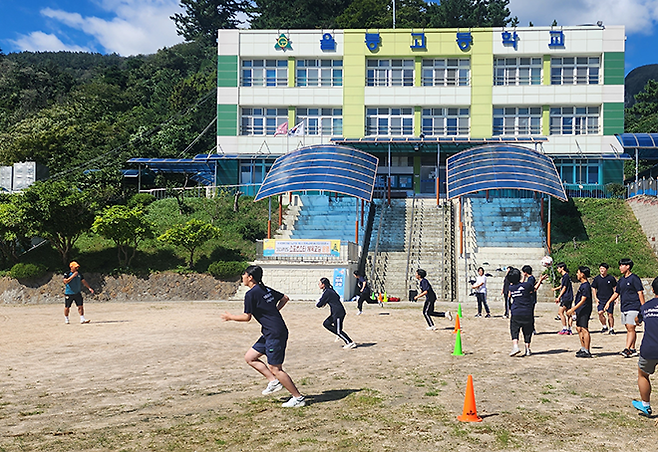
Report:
357,276,370,296
244,284,288,339
510,281,535,317
316,287,346,318
591,274,616,302
575,281,592,315
419,278,436,302
560,273,573,302
638,297,658,360
615,273,644,312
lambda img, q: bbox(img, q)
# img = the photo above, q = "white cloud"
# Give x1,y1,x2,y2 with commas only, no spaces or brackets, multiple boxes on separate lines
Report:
10,31,90,53
36,0,185,56
509,0,658,34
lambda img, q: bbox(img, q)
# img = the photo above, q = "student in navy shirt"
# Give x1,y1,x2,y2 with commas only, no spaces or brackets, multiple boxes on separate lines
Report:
508,268,548,357
414,269,452,330
354,270,373,315
605,258,646,358
316,277,356,349
592,263,617,334
633,276,658,417
567,266,593,358
553,262,574,335
221,265,305,408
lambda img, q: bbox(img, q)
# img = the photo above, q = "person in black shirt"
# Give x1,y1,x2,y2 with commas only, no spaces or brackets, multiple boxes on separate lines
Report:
413,269,452,330
633,277,658,417
354,270,373,315
221,265,305,408
501,266,513,318
592,263,617,334
567,266,593,358
553,263,574,335
316,277,356,349
508,268,548,357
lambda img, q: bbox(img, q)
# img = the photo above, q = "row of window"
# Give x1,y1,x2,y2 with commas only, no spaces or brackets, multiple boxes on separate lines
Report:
239,106,601,136
240,56,602,87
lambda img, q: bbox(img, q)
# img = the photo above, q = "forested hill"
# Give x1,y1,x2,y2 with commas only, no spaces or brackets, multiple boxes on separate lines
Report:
0,42,218,181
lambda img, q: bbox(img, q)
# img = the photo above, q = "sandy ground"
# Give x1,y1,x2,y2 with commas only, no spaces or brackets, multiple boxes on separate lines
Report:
1,298,657,451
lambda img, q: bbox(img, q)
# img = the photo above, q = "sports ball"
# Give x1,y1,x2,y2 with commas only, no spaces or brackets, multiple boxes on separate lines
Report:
541,256,553,267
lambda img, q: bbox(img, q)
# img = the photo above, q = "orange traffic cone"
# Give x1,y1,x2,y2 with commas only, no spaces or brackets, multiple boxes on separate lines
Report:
457,374,482,422
452,314,461,333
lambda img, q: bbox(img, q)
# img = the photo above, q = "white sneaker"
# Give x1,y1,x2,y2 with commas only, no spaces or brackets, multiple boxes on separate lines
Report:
282,396,305,408
343,342,357,349
65,318,70,324
356,311,363,316
81,319,90,324
426,325,437,331
262,380,283,395
509,346,521,357
524,348,532,357
446,311,453,321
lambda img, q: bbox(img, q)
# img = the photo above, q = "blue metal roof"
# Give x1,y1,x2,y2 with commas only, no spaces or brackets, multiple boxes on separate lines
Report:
446,145,567,201
615,133,658,159
333,136,549,144
254,145,379,202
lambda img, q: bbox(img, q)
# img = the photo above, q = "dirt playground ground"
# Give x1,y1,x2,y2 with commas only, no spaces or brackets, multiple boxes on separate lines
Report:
1,298,657,451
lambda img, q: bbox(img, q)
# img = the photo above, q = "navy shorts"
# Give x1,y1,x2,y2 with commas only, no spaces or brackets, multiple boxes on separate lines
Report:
575,309,591,328
597,300,614,314
252,335,287,366
64,293,83,308
559,299,573,309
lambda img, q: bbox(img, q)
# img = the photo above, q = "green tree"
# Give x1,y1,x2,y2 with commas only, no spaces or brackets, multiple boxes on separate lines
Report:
0,197,31,264
251,0,352,29
427,0,516,28
92,205,154,268
158,218,220,268
17,180,97,265
626,79,658,133
172,0,248,44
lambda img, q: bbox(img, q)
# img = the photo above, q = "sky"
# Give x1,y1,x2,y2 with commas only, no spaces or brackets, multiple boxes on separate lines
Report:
0,0,657,74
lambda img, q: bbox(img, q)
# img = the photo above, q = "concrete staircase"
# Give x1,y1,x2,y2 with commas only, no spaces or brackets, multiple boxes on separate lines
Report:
628,195,658,256
368,198,452,301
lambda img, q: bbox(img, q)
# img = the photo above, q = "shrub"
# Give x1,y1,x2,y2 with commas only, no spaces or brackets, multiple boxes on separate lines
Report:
127,193,157,209
10,263,47,280
208,261,246,279
238,221,267,242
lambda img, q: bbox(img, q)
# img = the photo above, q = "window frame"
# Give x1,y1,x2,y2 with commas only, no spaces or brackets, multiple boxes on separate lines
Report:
366,59,415,87
422,58,470,86
296,59,343,87
421,107,470,136
492,107,542,136
240,107,288,136
296,108,343,136
550,56,600,85
241,59,288,87
365,107,414,136
493,57,542,85
549,106,600,135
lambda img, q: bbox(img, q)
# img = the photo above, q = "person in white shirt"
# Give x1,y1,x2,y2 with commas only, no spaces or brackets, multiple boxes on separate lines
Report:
472,267,491,318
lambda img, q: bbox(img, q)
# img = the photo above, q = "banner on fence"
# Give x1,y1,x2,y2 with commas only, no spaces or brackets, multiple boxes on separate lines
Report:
263,239,340,257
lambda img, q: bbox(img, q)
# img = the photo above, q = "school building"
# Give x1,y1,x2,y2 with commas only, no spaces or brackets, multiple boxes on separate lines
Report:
216,25,626,197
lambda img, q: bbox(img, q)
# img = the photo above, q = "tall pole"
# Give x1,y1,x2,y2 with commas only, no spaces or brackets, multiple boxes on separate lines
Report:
393,0,396,29
547,196,552,253
436,143,440,206
268,197,272,239
388,143,392,205
636,148,639,185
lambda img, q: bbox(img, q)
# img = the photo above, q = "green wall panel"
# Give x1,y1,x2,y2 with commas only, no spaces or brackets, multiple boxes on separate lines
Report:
604,52,625,85
603,102,624,135
217,104,238,136
602,159,624,185
218,55,238,88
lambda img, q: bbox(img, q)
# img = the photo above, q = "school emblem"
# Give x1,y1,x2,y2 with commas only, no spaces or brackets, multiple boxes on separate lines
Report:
365,32,381,51
275,33,292,51
456,32,472,51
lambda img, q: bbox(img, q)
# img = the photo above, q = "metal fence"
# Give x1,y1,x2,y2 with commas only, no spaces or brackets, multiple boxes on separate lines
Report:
627,179,658,198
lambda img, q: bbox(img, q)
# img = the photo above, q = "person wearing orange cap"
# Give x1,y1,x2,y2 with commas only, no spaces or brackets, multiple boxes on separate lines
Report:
63,261,94,324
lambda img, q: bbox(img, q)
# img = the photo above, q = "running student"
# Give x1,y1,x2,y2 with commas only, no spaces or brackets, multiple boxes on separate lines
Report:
220,265,305,408
632,276,658,417
554,262,574,335
353,271,373,315
567,266,593,358
605,258,646,358
508,267,548,357
414,269,452,330
592,263,617,334
316,277,356,349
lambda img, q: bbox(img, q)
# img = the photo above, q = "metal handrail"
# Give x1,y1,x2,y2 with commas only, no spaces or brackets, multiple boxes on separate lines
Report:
369,199,388,291
404,194,417,295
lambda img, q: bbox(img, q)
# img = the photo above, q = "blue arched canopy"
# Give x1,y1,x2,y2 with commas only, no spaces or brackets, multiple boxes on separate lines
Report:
446,144,567,201
615,133,658,159
254,145,379,202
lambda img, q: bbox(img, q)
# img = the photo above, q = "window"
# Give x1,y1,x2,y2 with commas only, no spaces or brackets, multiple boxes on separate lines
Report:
422,108,470,136
422,59,470,86
494,57,542,85
493,107,542,135
296,108,342,136
296,60,342,86
551,57,600,85
240,108,288,135
555,159,600,185
549,107,599,135
366,108,414,135
366,59,414,86
241,60,287,87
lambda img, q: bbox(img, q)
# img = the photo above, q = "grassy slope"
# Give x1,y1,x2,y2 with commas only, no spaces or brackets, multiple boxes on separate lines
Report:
550,198,658,278
18,194,275,273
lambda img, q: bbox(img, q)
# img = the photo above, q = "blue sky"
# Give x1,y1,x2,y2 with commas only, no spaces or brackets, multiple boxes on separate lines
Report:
0,0,657,74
